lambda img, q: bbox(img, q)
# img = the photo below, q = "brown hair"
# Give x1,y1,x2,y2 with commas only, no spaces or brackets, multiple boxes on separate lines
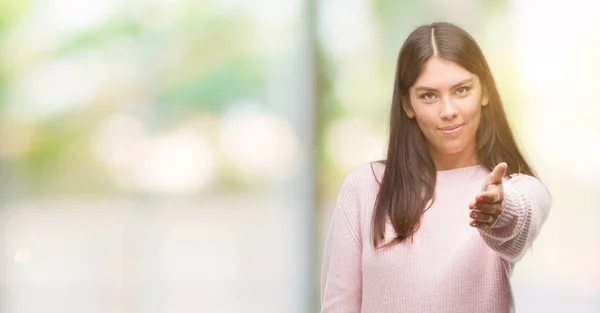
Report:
371,22,536,249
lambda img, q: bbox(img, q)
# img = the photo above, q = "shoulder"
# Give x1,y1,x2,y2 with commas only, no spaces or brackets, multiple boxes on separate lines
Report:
341,161,385,189
333,162,384,226
335,161,385,205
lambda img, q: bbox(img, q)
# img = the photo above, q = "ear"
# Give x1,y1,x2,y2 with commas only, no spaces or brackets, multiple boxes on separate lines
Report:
481,88,489,107
401,96,415,118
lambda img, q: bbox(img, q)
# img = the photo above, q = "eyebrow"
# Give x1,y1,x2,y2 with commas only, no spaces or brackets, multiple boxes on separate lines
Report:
415,78,473,92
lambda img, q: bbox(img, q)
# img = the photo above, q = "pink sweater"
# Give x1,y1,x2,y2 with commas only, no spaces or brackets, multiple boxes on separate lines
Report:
320,162,551,313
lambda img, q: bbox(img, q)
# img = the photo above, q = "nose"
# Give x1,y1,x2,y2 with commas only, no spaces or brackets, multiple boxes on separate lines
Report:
439,98,458,120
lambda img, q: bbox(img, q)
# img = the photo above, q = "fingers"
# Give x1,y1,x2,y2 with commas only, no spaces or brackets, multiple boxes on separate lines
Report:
488,162,508,185
470,220,492,230
469,209,497,224
469,210,497,230
476,188,503,204
470,162,507,230
469,201,502,215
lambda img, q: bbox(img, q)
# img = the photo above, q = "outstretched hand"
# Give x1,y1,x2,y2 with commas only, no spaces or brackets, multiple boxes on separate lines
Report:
468,162,507,230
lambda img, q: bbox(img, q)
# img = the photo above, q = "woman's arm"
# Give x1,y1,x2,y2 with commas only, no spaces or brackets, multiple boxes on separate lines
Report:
320,175,363,313
478,174,552,262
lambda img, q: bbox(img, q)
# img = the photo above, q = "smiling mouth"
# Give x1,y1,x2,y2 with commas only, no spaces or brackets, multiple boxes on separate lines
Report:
439,124,464,135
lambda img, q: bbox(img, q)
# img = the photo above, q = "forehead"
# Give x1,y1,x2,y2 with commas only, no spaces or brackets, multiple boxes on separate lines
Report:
412,57,476,89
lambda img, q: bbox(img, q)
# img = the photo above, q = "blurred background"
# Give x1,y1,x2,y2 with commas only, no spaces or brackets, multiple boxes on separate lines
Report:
0,0,598,312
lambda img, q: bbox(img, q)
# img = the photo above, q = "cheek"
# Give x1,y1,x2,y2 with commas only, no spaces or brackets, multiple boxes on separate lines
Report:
465,110,481,127
457,97,483,122
411,106,439,129
462,106,483,141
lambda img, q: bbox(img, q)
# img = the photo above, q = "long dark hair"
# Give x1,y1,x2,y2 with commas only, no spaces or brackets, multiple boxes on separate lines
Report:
371,22,536,249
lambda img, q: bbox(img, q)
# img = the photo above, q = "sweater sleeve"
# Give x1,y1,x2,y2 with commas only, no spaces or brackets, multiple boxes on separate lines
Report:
478,174,552,263
320,174,362,313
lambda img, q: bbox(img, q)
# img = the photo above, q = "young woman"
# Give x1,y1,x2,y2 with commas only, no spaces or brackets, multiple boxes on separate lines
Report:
320,22,551,313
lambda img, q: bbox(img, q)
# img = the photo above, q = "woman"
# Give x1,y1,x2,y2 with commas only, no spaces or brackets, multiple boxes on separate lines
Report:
320,22,551,313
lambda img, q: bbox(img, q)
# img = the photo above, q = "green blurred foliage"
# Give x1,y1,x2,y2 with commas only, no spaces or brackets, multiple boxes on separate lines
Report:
0,3,268,196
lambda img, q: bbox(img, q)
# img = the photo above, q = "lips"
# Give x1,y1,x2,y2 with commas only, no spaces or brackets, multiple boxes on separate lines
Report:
439,124,464,135
439,124,463,131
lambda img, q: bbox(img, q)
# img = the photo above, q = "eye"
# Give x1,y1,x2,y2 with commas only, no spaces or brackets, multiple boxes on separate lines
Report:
455,86,471,95
420,93,436,101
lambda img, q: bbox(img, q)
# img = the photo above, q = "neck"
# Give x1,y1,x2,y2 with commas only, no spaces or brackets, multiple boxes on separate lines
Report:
428,144,479,171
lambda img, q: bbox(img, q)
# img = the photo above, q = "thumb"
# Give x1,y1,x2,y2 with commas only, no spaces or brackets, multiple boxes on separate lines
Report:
488,162,508,185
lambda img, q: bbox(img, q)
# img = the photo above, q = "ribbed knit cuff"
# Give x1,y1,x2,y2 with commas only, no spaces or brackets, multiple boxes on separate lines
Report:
492,181,522,228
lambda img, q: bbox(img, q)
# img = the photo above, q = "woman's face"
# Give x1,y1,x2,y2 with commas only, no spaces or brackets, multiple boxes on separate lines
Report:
403,57,488,158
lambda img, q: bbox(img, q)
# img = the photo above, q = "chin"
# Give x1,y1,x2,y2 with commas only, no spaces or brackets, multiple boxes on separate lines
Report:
436,142,470,155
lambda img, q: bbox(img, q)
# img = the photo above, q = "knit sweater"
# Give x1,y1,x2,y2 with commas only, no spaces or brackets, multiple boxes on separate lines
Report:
320,162,551,313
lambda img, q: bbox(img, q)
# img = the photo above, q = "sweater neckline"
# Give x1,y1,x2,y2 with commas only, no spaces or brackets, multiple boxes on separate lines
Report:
436,164,485,180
